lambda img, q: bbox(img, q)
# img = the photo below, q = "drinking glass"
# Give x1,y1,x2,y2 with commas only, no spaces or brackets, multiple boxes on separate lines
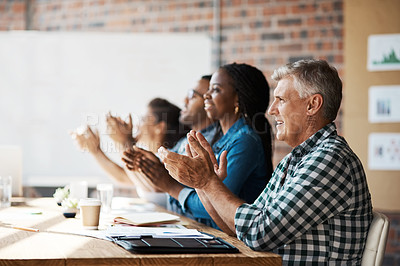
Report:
96,183,113,213
0,176,12,208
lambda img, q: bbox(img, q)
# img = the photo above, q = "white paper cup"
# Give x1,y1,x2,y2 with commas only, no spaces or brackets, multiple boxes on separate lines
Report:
79,198,101,230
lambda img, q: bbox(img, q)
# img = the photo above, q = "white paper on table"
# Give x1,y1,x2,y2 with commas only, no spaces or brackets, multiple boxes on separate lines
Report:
44,228,112,241
106,225,213,239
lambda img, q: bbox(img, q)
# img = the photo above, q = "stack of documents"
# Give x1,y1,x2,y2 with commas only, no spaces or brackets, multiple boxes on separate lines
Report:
106,226,213,239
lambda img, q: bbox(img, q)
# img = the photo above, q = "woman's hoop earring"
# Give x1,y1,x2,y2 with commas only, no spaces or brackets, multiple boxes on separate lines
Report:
234,106,239,115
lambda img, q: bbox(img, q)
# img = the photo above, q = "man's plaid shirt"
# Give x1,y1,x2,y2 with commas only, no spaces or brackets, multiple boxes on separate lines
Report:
235,123,372,265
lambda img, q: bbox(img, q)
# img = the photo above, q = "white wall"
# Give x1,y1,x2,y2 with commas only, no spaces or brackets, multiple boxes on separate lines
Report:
0,31,212,187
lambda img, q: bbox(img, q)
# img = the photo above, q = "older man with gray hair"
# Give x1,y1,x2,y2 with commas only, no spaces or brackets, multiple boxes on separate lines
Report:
159,59,372,265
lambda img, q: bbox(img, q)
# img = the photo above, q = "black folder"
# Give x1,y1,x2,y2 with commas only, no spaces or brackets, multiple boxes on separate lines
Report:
110,233,239,254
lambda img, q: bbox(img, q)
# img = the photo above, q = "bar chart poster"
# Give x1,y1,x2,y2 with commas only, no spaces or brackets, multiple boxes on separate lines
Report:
369,85,400,123
368,133,400,170
367,34,400,71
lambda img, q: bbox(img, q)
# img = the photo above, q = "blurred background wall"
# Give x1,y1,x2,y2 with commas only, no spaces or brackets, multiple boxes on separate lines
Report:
0,0,345,167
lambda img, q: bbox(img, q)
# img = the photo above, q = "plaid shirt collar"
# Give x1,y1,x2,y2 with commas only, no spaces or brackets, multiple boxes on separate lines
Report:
291,122,337,157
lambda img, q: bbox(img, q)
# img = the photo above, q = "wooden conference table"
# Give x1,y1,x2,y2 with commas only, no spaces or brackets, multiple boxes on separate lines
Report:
0,198,281,265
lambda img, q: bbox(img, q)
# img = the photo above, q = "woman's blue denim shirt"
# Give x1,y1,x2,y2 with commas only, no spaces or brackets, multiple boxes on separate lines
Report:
170,117,268,229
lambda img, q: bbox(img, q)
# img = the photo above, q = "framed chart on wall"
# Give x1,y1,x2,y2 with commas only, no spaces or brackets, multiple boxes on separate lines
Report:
367,34,400,72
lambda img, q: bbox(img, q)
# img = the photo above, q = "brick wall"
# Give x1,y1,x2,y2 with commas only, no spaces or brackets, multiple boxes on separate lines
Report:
1,0,398,263
0,0,26,30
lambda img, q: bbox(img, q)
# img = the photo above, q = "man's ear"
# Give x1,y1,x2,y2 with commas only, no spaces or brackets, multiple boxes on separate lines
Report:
306,94,324,116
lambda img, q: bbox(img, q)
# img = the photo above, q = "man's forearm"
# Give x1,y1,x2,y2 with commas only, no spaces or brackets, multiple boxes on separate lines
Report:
196,188,236,235
201,177,245,233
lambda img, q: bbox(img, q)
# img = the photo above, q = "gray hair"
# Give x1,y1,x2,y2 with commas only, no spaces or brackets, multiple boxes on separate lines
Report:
271,59,342,122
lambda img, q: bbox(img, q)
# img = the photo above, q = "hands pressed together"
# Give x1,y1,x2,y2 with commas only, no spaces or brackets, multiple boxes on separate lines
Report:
121,146,176,194
70,112,135,153
121,130,228,194
70,126,101,154
105,112,136,147
159,130,227,189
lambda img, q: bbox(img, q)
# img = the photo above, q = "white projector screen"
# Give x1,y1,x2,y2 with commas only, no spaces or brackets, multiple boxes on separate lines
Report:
0,31,212,187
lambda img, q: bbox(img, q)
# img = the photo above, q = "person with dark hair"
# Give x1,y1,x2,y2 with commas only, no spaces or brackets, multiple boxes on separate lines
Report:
123,63,274,229
158,59,372,264
122,75,217,214
171,75,215,154
70,98,187,206
214,63,273,180
143,98,188,150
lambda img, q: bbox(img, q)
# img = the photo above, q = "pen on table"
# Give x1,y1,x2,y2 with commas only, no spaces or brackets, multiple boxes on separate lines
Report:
11,226,39,232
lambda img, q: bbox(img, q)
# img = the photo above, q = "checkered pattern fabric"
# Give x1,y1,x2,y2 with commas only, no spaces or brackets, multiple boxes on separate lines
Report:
235,123,372,265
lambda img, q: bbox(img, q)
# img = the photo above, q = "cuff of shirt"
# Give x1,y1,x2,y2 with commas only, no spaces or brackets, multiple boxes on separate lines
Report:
178,187,195,212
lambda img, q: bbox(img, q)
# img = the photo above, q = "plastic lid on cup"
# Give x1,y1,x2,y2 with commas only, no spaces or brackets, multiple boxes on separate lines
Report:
79,198,101,207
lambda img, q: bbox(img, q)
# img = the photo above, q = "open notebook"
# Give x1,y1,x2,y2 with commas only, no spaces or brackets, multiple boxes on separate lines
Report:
113,212,180,226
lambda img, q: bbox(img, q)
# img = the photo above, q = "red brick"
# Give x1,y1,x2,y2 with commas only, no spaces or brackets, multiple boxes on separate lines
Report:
12,3,25,13
308,42,334,51
248,0,269,5
89,1,106,6
335,54,343,64
320,2,334,12
69,2,83,9
234,8,257,17
250,20,271,29
307,16,337,26
263,6,287,16
205,12,213,20
278,18,302,27
107,19,130,28
291,3,317,14
223,0,243,7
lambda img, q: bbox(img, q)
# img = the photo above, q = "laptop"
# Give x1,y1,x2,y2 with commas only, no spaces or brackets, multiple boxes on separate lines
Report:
110,234,239,254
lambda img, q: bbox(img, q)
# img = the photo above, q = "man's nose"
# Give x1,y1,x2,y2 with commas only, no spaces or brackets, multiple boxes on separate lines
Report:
267,101,276,116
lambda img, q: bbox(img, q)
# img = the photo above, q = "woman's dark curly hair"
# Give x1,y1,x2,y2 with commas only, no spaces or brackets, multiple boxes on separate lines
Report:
211,63,274,181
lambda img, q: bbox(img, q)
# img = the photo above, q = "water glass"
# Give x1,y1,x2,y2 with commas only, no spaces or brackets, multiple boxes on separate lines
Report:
96,183,113,213
0,176,12,208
